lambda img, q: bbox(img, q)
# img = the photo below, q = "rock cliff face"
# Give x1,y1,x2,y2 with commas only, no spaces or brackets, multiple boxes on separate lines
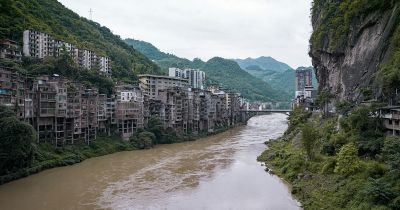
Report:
309,2,400,101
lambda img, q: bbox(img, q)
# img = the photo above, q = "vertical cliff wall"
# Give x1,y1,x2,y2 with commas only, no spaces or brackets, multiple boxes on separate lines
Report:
309,0,400,102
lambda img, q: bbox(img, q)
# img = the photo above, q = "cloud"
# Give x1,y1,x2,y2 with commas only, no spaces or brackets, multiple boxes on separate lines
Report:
58,0,312,68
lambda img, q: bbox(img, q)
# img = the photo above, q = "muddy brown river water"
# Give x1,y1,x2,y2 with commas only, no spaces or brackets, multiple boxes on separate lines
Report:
0,114,300,210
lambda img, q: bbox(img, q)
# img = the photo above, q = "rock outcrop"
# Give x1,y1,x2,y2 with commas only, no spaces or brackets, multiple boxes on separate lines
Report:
309,2,400,102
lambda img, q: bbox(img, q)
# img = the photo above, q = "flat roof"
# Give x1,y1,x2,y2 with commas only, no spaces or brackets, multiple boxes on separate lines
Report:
138,74,188,81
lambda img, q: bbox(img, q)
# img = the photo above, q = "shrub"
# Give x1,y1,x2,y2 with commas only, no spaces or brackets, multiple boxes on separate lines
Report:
335,143,361,176
321,157,337,174
381,136,400,170
130,131,155,149
301,124,319,160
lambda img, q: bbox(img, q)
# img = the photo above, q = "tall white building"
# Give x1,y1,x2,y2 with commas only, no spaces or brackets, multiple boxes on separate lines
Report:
169,68,205,89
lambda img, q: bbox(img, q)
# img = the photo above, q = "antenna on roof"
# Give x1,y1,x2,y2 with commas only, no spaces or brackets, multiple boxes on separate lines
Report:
89,8,93,20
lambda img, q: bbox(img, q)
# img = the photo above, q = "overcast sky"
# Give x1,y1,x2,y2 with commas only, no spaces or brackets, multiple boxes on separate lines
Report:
58,0,313,68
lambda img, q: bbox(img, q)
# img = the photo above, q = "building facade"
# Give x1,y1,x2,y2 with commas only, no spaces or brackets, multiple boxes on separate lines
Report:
168,68,205,89
22,30,111,75
138,74,189,99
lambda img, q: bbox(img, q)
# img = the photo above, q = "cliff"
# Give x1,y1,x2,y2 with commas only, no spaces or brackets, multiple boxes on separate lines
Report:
309,0,400,101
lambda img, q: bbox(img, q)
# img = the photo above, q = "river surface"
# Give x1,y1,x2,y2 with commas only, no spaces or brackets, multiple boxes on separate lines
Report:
0,114,300,210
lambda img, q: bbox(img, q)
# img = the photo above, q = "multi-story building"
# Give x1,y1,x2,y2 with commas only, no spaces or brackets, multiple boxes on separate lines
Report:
169,68,205,89
0,39,22,61
138,74,189,99
295,67,313,97
0,68,246,146
23,30,56,58
23,30,111,76
115,85,144,140
379,106,400,136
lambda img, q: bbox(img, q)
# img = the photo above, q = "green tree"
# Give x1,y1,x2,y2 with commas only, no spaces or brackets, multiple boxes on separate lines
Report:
334,143,360,176
382,136,400,171
335,100,353,116
130,130,155,149
147,117,164,144
316,89,334,116
301,124,319,160
0,106,36,175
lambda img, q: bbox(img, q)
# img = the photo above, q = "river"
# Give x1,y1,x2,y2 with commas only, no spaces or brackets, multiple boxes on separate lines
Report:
0,114,300,210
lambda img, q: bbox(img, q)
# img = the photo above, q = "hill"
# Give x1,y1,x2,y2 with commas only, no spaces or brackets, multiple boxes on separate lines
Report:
124,38,291,102
201,57,291,102
234,56,292,73
0,0,161,82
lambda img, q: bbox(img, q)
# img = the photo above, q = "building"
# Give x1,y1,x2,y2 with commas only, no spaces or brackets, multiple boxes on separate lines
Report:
138,74,189,99
295,67,313,97
0,39,22,61
115,85,144,140
169,68,205,89
379,106,400,136
0,68,247,147
23,30,111,76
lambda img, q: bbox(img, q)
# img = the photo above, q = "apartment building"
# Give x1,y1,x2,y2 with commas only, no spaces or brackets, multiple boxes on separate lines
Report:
138,74,189,99
115,85,144,140
0,39,22,61
23,30,111,76
0,68,245,146
379,106,400,136
169,68,205,89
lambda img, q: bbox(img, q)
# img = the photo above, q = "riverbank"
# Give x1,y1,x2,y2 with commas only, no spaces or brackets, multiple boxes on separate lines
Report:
258,108,400,209
0,114,299,210
0,124,244,185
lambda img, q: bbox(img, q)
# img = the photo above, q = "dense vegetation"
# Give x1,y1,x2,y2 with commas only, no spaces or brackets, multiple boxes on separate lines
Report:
235,56,292,73
258,106,400,209
310,0,394,53
124,38,201,72
201,57,291,102
0,0,162,82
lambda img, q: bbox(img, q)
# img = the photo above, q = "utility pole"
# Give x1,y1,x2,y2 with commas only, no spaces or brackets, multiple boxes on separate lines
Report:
89,8,93,21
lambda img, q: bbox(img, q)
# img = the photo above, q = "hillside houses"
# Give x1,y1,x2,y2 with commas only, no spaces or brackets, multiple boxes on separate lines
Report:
17,30,112,76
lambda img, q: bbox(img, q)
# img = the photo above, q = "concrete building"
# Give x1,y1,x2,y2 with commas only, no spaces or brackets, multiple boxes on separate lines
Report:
138,74,189,99
379,106,400,136
169,68,205,89
0,68,247,147
0,39,22,61
295,67,313,97
115,85,144,140
23,30,111,76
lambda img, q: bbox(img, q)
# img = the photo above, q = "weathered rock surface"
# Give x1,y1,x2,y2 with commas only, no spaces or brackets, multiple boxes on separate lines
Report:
310,4,400,101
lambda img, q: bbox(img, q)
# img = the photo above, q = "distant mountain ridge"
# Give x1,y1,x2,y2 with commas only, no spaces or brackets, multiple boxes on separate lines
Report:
124,38,292,102
235,56,293,73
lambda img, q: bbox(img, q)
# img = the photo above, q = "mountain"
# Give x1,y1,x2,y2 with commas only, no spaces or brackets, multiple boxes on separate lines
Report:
124,38,291,102
201,57,291,102
310,0,398,101
124,38,199,72
0,0,161,82
234,56,293,73
124,38,176,61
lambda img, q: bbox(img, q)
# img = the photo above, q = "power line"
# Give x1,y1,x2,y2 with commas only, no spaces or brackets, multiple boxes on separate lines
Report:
89,8,93,20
